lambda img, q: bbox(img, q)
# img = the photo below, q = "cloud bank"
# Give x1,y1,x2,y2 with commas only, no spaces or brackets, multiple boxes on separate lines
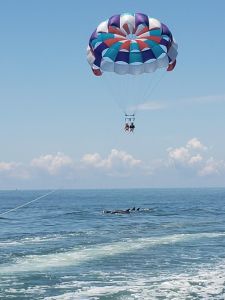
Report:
31,152,74,175
0,138,225,188
167,138,224,176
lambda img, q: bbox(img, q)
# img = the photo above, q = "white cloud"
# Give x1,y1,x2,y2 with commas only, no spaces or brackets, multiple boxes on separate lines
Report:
168,138,207,167
186,138,207,150
167,138,225,177
107,149,141,168
1,142,225,188
0,150,142,186
189,154,203,165
168,146,190,164
82,153,102,167
198,157,225,176
0,161,29,179
160,94,225,111
184,94,225,104
133,93,224,112
82,149,141,168
82,149,142,176
132,101,166,111
0,162,18,172
31,152,73,175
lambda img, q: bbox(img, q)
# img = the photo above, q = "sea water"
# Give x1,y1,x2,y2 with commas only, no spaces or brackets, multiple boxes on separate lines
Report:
0,188,225,299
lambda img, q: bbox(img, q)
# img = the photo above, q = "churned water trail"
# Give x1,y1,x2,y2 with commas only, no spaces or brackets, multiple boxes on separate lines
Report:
1,232,225,273
0,188,225,299
42,259,225,300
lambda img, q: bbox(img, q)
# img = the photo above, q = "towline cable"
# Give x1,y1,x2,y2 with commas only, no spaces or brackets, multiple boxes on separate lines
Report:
0,190,56,217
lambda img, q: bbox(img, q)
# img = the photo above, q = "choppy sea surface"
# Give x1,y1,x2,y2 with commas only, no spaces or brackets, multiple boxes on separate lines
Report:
0,188,225,300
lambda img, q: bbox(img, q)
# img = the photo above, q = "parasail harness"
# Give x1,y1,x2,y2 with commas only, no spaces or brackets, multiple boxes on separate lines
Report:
124,114,135,133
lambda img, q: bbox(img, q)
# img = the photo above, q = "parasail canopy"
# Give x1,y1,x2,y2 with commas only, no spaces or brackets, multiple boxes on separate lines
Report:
87,12,178,76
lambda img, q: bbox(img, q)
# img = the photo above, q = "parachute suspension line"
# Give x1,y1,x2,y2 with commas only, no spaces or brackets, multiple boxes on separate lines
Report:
0,190,56,217
144,71,167,100
125,74,135,115
133,71,167,116
132,74,155,114
140,72,162,103
104,74,126,114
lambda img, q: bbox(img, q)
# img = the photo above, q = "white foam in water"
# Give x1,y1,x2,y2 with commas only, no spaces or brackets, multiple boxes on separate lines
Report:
0,232,88,248
0,235,63,248
6,286,47,296
45,286,127,300
41,261,225,300
0,240,21,247
0,232,224,273
41,260,225,300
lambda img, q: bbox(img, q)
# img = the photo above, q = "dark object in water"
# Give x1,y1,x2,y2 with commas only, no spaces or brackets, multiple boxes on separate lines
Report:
103,207,152,215
103,209,130,215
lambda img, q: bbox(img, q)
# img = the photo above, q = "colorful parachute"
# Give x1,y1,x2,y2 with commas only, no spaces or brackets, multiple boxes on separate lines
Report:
87,13,178,76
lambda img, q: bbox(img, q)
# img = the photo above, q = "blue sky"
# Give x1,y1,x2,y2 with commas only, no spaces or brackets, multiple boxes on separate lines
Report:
0,0,225,189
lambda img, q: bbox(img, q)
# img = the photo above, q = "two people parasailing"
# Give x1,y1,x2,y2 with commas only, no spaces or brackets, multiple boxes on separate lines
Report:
88,13,178,134
125,122,135,132
124,114,135,133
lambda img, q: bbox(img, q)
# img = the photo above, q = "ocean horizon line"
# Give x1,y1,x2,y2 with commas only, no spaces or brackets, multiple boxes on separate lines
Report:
0,186,225,192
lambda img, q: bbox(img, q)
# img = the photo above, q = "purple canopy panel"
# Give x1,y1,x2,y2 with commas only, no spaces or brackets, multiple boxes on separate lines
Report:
93,55,102,68
141,49,156,63
115,51,130,63
160,38,170,51
161,23,172,38
108,14,120,27
135,13,149,27
94,43,108,57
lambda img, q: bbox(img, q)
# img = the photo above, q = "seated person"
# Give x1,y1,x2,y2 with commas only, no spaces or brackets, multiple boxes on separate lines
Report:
124,122,129,131
129,122,135,132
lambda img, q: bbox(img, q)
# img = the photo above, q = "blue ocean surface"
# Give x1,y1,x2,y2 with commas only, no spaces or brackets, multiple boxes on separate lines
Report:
0,188,225,300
